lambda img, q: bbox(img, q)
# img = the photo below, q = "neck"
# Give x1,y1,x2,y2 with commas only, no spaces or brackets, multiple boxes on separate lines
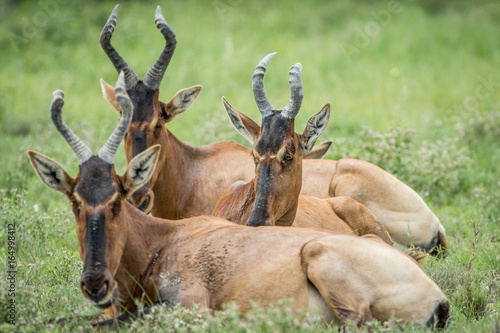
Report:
150,129,193,219
212,181,255,224
114,203,176,311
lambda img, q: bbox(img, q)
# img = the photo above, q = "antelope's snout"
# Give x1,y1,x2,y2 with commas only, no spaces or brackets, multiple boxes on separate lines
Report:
80,269,116,308
247,213,275,227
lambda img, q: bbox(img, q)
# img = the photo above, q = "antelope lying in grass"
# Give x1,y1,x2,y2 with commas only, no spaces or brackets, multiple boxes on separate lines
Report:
213,53,392,245
29,73,449,328
213,53,446,255
99,6,446,255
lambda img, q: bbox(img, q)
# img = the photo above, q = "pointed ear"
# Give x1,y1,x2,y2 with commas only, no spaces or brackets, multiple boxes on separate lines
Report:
120,145,161,197
28,151,75,197
303,140,332,159
100,78,121,113
160,85,202,122
299,104,330,155
222,97,261,144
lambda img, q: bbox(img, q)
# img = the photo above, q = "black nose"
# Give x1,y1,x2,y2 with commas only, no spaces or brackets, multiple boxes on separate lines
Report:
83,283,108,302
246,217,266,227
80,274,110,303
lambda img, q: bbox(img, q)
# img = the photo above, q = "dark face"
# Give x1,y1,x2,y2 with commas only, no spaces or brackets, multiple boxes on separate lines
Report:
72,156,127,308
246,111,303,227
122,83,164,213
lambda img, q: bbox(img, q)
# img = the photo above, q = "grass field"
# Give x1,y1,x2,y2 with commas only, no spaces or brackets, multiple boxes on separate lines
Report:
1,0,499,331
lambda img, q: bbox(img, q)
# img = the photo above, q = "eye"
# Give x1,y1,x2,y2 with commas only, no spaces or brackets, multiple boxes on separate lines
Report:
284,153,294,161
70,200,81,214
106,193,122,214
70,197,79,206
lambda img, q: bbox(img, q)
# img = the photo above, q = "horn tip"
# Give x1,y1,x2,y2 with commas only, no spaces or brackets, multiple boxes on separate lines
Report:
52,90,64,100
262,52,277,63
111,4,119,16
255,52,277,72
289,63,302,77
156,5,163,17
50,90,64,119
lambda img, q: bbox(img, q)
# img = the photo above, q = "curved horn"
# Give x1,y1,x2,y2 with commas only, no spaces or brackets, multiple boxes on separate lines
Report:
252,52,277,117
142,6,177,90
281,63,303,119
100,4,139,90
98,72,134,164
50,90,93,165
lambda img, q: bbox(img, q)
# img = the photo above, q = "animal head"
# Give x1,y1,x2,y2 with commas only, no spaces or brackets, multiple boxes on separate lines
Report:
28,72,161,309
223,53,330,227
99,5,202,213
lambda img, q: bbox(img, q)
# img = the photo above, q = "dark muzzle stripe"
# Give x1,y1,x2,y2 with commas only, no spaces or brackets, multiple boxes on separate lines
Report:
84,212,108,271
132,130,148,159
247,163,274,226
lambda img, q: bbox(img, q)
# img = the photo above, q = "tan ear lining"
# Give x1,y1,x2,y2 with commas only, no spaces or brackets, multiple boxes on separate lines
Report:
303,141,332,159
100,78,121,113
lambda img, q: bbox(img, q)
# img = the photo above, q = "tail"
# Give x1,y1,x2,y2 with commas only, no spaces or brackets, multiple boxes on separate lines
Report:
430,225,448,258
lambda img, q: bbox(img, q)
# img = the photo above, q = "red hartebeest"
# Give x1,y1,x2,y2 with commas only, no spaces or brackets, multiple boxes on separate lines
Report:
213,54,392,245
29,73,449,328
99,6,446,255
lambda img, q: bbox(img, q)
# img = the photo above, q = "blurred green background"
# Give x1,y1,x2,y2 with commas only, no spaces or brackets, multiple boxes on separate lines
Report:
0,0,499,331
0,0,499,202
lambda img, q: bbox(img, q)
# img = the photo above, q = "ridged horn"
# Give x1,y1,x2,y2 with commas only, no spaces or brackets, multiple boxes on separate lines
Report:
142,6,177,90
252,52,277,117
100,4,139,90
98,72,134,164
281,63,303,119
50,90,93,165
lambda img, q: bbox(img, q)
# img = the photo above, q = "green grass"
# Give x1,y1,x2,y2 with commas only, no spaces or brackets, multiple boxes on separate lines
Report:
0,0,499,331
